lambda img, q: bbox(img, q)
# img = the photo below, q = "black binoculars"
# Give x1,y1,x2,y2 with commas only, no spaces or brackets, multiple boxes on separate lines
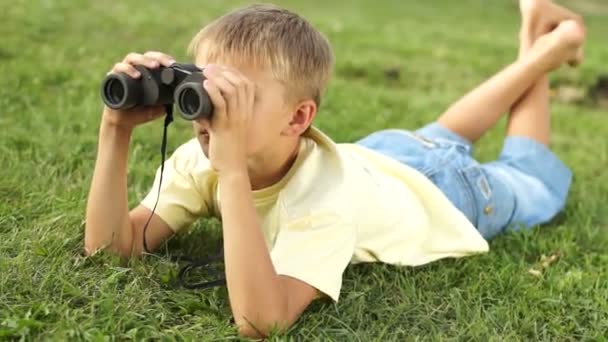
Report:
101,63,213,120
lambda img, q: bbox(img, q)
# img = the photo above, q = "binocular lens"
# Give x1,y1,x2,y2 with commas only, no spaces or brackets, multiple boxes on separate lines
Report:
101,73,139,109
179,88,201,115
105,78,125,105
175,80,212,120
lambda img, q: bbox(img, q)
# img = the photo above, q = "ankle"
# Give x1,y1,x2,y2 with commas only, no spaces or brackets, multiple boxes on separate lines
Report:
516,54,550,76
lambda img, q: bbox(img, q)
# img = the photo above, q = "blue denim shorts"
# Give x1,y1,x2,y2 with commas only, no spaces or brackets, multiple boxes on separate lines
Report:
355,122,573,240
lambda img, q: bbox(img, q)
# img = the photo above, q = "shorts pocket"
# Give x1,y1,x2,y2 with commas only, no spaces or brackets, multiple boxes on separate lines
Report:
460,165,516,240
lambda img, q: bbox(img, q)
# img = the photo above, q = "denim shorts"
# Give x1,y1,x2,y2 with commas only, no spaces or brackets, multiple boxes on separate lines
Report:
355,122,573,240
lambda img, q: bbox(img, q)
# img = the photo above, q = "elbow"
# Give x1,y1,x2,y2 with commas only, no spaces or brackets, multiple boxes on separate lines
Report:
83,227,106,257
82,239,98,257
83,223,135,260
83,238,135,260
237,322,286,340
235,308,290,339
237,324,266,340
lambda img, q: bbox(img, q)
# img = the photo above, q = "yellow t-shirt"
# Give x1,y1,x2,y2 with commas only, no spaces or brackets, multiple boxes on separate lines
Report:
141,126,489,301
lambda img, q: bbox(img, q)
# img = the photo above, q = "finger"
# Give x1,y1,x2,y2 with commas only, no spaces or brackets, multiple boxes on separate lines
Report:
209,65,251,91
205,72,238,112
209,65,255,99
218,66,255,111
218,69,241,86
143,51,177,67
122,105,165,121
246,81,256,108
204,67,240,95
226,73,254,109
217,69,253,107
110,62,141,78
144,105,166,120
203,79,227,122
568,47,584,67
123,52,160,69
213,64,247,80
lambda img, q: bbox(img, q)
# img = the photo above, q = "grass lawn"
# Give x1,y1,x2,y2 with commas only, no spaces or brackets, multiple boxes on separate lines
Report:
2,0,607,340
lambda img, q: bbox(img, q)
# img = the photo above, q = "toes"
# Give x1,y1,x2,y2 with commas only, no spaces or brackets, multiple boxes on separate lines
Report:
567,47,585,67
554,20,586,67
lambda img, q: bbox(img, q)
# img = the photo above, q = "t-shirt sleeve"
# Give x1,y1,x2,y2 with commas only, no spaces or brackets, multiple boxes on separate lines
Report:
140,142,210,232
270,212,355,302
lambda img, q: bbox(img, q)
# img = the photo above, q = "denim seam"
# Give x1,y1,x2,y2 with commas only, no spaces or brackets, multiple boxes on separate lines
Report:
457,166,478,227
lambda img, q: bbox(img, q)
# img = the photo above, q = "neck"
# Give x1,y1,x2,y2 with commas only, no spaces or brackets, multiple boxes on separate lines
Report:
247,138,301,191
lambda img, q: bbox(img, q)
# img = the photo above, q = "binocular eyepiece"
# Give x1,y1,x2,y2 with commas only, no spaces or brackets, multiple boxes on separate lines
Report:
101,63,213,120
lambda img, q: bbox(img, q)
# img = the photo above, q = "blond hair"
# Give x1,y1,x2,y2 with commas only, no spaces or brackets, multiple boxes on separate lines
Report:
188,4,334,107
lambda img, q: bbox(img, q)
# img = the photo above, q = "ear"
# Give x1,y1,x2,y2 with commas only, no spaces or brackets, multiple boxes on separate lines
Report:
282,99,317,136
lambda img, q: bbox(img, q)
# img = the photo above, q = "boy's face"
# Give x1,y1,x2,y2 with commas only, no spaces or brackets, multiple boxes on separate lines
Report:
191,57,294,160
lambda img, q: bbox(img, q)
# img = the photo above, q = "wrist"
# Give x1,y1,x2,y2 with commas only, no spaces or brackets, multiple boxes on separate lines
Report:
218,168,251,193
99,115,133,145
521,49,552,75
101,109,136,132
101,112,133,134
219,168,250,182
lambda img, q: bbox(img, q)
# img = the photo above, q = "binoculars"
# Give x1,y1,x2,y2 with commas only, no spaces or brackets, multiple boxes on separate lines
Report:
100,63,213,120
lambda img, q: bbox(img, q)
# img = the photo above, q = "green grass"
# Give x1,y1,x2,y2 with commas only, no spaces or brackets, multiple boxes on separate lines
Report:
2,0,608,340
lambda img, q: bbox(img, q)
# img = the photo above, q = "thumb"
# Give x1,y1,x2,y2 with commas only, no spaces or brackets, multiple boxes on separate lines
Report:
144,105,167,120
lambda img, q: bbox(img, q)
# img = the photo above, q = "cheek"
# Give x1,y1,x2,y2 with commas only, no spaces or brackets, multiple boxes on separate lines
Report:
246,118,280,154
246,121,266,152
246,95,289,150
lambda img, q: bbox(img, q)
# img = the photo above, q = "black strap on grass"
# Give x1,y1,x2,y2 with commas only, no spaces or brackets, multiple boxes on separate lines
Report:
176,248,226,289
141,104,226,290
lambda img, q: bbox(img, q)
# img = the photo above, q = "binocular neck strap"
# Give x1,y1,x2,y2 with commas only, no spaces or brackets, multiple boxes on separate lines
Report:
142,104,174,254
141,105,227,290
160,104,174,174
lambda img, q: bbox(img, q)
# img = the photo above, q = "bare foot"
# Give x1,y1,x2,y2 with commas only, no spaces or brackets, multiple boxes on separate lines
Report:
519,0,585,65
529,20,586,72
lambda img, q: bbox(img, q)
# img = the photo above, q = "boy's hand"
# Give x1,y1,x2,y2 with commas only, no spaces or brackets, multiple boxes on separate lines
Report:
102,51,176,129
202,64,255,175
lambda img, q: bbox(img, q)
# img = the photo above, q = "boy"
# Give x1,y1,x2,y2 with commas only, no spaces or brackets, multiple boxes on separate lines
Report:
84,0,586,338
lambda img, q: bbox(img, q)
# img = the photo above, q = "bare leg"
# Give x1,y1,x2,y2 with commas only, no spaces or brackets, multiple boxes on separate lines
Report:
436,57,544,144
436,0,584,144
506,0,586,145
507,1,551,145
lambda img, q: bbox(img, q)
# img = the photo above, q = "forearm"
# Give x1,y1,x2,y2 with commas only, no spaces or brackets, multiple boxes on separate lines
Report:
84,117,134,257
219,171,288,335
